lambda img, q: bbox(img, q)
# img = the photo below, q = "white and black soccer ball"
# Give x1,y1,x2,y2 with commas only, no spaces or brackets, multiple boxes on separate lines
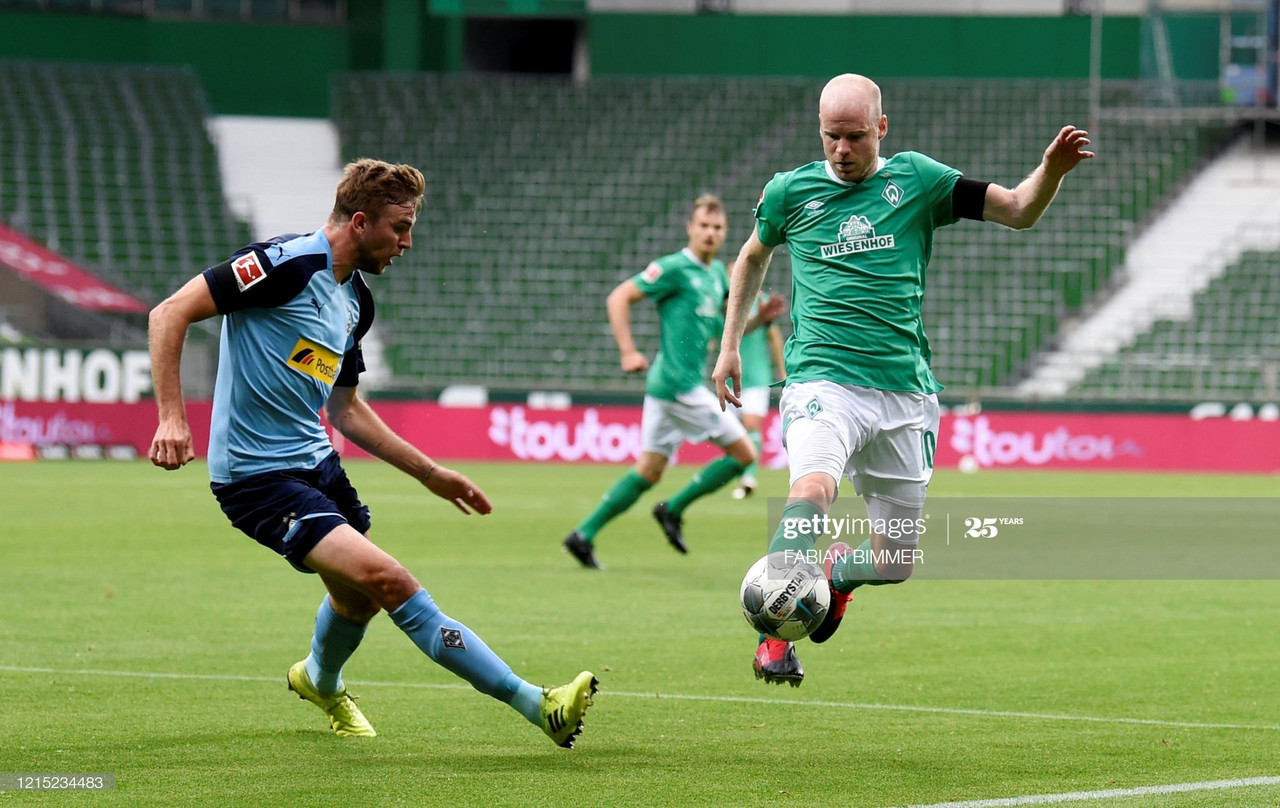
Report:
740,551,831,642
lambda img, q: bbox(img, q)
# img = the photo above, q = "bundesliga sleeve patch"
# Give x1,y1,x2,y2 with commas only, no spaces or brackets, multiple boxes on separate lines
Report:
642,264,663,283
231,251,268,292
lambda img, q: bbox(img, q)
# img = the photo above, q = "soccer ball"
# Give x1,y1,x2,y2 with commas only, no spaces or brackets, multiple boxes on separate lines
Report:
740,551,831,641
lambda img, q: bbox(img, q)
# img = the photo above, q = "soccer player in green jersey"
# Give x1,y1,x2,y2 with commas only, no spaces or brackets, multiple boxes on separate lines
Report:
564,195,783,569
731,293,786,500
713,74,1093,685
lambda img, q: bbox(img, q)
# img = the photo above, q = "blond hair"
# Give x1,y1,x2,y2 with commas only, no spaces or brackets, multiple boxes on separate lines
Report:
331,158,425,224
691,194,725,219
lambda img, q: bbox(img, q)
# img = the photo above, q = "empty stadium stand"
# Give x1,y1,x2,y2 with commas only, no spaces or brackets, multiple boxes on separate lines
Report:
330,73,1237,396
1,64,1247,399
1076,247,1280,401
0,59,252,305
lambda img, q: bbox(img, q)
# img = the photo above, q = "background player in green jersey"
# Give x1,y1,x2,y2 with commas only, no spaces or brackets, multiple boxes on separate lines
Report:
564,195,784,569
713,74,1093,685
730,292,785,500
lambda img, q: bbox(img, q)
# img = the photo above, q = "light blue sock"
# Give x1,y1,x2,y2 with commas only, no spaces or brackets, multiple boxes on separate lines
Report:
389,589,543,726
304,595,368,696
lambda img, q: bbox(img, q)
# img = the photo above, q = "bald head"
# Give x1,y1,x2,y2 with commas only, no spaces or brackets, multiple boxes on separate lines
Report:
819,73,882,124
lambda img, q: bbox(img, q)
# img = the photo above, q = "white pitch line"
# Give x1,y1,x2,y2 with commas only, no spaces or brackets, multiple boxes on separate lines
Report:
598,690,1280,732
2,665,1279,733
889,776,1280,807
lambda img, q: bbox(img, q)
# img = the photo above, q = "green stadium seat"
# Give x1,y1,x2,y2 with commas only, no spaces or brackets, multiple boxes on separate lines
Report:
323,74,1237,396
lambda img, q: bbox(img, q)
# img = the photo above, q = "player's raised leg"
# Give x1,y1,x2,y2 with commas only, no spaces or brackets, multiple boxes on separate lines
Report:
818,394,934,642
751,390,851,685
305,525,597,747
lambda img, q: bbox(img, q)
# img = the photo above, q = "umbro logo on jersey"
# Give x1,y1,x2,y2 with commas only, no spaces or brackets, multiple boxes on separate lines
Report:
882,181,904,208
286,337,340,384
231,252,267,292
804,200,825,216
820,215,896,259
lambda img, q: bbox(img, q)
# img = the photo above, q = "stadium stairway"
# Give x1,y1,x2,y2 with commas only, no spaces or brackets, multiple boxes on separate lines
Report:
208,115,343,242
1019,136,1280,398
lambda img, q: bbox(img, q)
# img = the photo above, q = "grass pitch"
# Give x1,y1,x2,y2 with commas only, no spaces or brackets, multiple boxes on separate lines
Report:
1,460,1278,807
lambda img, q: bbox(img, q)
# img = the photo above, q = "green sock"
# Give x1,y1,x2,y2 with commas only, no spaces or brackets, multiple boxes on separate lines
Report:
756,501,825,649
576,470,652,541
767,500,826,556
666,455,746,515
832,538,895,592
741,430,761,479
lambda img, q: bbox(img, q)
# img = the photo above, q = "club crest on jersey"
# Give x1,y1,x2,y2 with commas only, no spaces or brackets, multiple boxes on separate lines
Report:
820,215,896,259
440,627,467,650
882,181,904,208
286,338,340,384
231,251,268,292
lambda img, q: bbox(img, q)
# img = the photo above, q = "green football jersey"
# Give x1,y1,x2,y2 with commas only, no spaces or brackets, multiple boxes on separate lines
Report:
740,294,776,390
755,152,961,393
631,248,729,401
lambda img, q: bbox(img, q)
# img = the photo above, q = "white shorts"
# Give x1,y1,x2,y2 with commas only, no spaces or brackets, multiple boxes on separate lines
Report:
735,386,771,419
779,380,940,507
641,387,748,459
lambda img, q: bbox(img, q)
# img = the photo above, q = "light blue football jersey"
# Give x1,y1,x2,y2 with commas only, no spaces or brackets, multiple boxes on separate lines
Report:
202,230,373,483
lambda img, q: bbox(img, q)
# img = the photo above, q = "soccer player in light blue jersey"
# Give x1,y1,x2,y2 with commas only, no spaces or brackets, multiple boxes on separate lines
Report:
149,159,596,746
714,74,1093,686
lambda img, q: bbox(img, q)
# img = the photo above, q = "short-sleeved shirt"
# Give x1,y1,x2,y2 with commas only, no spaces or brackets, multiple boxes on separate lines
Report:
755,152,962,393
630,247,729,401
201,230,374,483
739,294,776,390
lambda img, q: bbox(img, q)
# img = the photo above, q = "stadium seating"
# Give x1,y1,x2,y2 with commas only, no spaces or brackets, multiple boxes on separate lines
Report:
1075,248,1280,401
0,59,252,303
0,1,340,22
330,74,1236,395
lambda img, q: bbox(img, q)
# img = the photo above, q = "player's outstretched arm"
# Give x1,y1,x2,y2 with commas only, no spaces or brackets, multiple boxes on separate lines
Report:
606,278,650,373
325,386,492,515
148,275,219,470
983,125,1094,230
714,232,775,409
